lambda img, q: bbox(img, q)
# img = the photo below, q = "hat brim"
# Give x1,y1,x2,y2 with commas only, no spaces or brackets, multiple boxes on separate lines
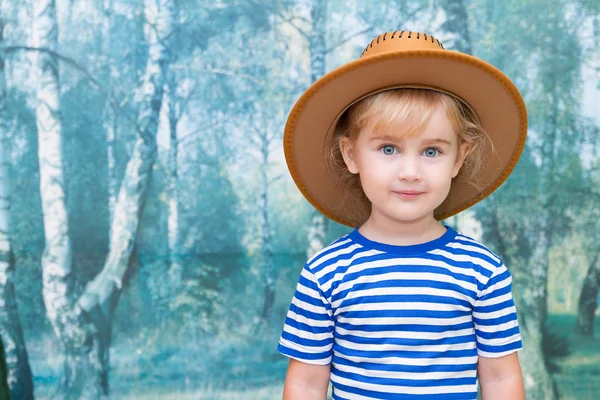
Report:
284,49,527,227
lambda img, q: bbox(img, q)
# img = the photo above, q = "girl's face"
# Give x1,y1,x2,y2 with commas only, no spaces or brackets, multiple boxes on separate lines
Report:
339,103,470,226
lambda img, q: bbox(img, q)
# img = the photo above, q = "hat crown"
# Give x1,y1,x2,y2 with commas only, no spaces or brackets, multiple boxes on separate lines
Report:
360,31,445,59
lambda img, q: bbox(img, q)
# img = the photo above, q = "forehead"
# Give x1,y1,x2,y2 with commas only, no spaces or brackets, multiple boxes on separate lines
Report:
364,102,457,142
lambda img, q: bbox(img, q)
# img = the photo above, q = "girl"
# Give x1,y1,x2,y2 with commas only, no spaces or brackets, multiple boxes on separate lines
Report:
278,31,526,400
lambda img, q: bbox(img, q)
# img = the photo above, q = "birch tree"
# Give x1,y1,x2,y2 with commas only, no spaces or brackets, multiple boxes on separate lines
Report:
305,0,329,259
165,71,199,315
102,0,119,238
247,76,286,321
33,0,176,397
256,117,278,321
166,74,183,303
0,8,34,399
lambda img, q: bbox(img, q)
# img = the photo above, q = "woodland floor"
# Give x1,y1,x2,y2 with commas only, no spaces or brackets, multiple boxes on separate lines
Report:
27,313,600,399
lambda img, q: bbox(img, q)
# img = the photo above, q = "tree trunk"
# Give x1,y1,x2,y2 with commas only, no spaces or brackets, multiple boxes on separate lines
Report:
260,127,275,320
477,200,557,400
166,75,182,305
32,0,83,396
74,0,175,395
306,0,328,259
577,250,600,334
102,0,118,240
514,294,556,400
528,215,552,328
0,13,34,398
33,0,176,398
33,1,107,397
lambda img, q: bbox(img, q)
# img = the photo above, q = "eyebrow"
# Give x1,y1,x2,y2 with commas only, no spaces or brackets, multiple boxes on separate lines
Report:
369,135,453,146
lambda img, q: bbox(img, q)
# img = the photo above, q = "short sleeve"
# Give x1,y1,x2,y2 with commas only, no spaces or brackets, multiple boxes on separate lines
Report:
473,264,523,358
277,263,335,365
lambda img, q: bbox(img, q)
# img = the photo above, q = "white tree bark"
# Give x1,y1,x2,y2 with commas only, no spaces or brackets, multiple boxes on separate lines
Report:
32,0,75,352
102,0,118,239
306,0,328,259
0,10,34,399
166,75,182,305
33,0,176,397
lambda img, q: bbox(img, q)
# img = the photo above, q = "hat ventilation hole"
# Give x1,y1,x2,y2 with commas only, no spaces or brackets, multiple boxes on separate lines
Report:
361,31,446,55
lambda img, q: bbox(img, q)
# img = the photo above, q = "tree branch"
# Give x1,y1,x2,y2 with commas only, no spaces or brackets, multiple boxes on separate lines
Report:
5,45,139,129
325,27,372,54
5,45,102,88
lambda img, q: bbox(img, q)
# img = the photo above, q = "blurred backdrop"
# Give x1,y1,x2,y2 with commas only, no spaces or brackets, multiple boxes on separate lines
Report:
0,0,599,399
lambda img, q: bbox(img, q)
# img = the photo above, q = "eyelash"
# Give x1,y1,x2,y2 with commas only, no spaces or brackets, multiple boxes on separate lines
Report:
379,145,444,156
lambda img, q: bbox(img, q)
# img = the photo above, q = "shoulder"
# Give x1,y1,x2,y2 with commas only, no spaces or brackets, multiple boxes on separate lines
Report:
448,230,504,267
304,231,371,288
438,229,507,283
306,232,358,271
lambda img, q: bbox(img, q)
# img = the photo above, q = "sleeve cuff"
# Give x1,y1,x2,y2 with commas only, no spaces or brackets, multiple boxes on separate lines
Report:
277,342,332,365
477,339,523,358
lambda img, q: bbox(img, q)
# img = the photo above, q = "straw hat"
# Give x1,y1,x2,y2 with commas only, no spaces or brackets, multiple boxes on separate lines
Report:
284,31,527,227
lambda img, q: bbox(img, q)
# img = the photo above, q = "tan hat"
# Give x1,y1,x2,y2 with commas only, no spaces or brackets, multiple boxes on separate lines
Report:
284,31,527,228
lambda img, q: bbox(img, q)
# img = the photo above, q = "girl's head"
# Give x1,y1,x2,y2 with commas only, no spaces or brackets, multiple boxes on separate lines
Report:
325,88,492,226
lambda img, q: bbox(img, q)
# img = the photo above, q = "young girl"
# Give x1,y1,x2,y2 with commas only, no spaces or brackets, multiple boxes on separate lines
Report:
278,31,527,399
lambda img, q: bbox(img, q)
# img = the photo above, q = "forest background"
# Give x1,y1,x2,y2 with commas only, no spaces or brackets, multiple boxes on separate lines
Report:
1,0,600,399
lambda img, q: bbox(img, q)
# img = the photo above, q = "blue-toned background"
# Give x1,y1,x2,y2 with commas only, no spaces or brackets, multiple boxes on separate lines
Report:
0,0,599,399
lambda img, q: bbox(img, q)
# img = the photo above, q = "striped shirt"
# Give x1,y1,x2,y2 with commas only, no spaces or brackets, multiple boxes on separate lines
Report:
278,225,522,399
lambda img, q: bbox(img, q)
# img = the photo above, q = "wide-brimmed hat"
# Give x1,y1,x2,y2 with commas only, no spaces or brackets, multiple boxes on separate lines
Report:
284,31,527,228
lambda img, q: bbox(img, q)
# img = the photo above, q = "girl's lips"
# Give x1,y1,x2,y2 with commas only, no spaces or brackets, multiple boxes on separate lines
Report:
394,191,424,199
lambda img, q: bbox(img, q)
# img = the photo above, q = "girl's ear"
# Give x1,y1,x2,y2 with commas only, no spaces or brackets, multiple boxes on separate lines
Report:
451,142,471,178
339,137,359,174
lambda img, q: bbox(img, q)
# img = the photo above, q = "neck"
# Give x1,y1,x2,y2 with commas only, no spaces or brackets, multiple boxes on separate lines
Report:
359,210,447,246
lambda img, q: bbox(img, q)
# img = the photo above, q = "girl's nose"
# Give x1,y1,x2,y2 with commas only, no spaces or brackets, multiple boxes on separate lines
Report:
398,155,420,182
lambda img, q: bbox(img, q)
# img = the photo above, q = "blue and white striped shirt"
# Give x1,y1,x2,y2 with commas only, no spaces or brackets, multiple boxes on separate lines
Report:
278,225,522,399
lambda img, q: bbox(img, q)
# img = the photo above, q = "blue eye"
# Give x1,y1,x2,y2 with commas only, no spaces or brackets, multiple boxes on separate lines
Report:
424,148,439,157
381,145,397,155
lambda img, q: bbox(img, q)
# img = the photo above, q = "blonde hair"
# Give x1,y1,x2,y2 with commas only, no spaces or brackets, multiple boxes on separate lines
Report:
324,88,493,225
